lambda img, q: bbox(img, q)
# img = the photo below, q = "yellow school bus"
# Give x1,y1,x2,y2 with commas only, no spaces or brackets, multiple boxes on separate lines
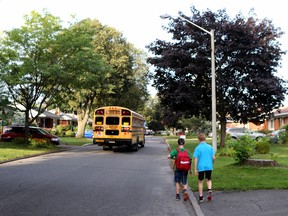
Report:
93,106,145,151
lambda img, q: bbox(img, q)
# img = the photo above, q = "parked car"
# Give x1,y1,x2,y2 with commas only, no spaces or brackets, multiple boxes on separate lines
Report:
269,129,286,143
0,125,61,145
226,127,266,140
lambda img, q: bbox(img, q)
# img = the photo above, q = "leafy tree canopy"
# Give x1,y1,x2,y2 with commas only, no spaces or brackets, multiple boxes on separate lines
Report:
147,6,287,147
0,10,65,136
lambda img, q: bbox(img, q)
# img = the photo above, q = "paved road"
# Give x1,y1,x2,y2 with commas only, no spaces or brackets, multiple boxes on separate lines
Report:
0,136,196,216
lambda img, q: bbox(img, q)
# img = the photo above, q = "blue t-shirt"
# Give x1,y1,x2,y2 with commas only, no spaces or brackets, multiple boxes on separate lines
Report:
193,142,215,172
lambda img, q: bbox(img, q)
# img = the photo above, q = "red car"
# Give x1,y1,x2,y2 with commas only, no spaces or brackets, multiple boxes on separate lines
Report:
0,126,61,145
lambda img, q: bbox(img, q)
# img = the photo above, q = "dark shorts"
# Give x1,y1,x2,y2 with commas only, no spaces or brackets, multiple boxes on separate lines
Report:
174,170,188,185
198,170,212,181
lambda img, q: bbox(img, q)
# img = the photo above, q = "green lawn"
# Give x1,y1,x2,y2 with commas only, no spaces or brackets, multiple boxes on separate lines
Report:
0,137,92,163
0,142,56,162
167,138,288,191
60,137,93,146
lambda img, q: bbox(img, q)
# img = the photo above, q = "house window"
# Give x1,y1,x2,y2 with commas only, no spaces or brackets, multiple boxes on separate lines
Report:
280,118,285,127
269,119,274,130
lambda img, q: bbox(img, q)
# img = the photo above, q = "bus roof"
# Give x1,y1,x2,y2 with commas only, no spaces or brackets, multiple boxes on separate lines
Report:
95,106,145,120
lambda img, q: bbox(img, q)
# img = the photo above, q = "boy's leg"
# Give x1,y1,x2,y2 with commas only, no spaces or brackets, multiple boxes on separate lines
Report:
206,171,213,201
198,180,204,203
198,171,205,203
176,182,180,194
182,171,189,201
206,178,212,190
174,171,181,200
198,180,204,197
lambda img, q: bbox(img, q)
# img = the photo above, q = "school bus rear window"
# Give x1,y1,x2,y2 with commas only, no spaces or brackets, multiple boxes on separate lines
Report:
122,117,130,125
106,117,119,125
95,117,103,125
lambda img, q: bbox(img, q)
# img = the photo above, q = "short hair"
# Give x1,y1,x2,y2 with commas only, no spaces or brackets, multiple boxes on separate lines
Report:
178,138,185,145
198,133,206,141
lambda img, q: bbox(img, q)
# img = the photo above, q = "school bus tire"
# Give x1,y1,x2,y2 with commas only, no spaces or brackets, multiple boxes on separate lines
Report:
132,143,139,152
103,145,112,151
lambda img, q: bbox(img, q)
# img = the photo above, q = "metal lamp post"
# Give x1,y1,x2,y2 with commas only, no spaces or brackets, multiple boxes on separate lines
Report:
160,14,217,152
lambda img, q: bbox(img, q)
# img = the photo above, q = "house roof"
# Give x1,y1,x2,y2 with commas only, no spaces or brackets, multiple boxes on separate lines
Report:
273,106,288,118
60,113,78,121
15,104,60,119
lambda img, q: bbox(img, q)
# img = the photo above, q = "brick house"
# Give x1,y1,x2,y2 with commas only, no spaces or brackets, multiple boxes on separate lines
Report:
226,106,288,132
267,106,288,131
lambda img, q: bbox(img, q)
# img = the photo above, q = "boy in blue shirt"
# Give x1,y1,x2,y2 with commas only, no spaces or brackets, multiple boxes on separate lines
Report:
193,133,216,203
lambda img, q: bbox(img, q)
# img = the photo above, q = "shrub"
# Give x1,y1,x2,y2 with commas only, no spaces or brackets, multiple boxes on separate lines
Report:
217,146,235,157
65,130,75,137
29,138,53,148
232,135,256,164
279,125,288,144
12,137,29,146
50,127,58,135
270,153,279,161
255,140,270,154
56,125,63,134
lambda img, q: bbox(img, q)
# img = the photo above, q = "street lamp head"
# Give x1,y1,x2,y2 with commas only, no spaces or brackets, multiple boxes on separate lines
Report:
160,14,171,19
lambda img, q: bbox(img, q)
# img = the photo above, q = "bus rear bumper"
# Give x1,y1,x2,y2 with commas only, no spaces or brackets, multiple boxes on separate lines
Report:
93,138,132,146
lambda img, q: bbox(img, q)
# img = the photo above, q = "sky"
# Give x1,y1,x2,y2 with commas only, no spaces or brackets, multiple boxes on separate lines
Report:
0,0,287,105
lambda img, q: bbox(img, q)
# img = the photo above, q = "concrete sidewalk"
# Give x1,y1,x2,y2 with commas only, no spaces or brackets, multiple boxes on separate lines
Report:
189,189,288,216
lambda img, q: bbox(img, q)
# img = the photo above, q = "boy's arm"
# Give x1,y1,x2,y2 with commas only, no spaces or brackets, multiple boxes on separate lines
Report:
194,158,198,176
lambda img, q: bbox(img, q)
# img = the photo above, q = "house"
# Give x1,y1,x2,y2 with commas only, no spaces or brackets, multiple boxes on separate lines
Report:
36,110,60,128
59,113,78,129
226,106,288,132
267,106,288,131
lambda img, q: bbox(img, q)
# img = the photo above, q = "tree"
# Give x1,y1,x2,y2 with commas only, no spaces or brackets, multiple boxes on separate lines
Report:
58,18,150,137
90,19,150,112
142,96,165,132
147,6,287,147
52,18,109,138
0,10,67,141
179,116,211,134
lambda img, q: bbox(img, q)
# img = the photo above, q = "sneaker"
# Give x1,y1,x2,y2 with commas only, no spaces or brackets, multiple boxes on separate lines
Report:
207,190,213,201
198,196,204,204
176,194,180,201
183,191,189,201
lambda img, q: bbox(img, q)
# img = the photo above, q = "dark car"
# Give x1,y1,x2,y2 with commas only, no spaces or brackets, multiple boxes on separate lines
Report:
0,126,61,145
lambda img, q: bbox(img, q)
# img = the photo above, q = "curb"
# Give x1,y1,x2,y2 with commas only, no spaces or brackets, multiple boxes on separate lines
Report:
165,139,204,216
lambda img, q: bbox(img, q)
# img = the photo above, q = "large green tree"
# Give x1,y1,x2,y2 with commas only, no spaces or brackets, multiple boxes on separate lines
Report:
56,18,150,137
90,19,150,111
53,18,109,138
0,10,67,140
147,7,287,147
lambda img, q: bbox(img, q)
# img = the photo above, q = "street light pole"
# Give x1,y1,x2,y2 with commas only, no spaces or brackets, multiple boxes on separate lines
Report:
160,14,217,152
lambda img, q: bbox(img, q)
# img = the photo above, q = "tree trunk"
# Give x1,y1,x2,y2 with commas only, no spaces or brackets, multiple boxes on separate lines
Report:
75,97,92,139
219,116,227,148
76,108,90,138
24,109,30,145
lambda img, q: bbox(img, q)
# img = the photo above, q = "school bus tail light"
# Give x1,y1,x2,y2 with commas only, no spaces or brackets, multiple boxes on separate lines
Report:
95,126,104,132
121,109,131,116
121,127,130,132
95,109,104,115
